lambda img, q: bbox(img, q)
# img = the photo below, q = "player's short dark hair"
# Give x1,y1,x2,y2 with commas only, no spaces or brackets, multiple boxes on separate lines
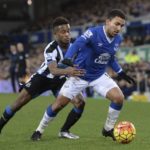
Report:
52,17,69,29
107,9,126,20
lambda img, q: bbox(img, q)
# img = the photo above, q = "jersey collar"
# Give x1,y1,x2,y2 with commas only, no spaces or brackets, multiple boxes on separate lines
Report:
57,43,72,55
103,25,114,43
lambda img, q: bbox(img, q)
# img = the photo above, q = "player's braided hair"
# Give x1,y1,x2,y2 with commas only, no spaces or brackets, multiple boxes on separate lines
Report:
52,17,69,29
107,9,126,20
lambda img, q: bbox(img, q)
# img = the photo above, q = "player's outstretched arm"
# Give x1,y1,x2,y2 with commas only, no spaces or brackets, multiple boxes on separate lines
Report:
48,61,85,77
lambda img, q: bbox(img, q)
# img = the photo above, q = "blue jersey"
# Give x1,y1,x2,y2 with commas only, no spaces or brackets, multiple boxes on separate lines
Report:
65,25,123,81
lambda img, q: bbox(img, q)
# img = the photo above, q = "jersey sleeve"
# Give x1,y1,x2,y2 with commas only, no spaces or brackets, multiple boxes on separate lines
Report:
109,56,123,73
44,48,57,65
65,29,94,59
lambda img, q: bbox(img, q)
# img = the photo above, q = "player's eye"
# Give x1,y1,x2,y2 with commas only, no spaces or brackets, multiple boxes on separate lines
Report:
60,30,66,34
115,22,124,28
121,24,125,28
115,22,120,26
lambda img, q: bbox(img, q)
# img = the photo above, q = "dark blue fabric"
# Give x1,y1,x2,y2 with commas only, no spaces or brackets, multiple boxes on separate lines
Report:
46,106,57,117
110,102,123,110
73,107,83,114
5,106,14,116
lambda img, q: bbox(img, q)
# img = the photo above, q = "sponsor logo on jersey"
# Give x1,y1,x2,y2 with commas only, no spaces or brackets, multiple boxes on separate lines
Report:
98,43,103,47
94,53,110,64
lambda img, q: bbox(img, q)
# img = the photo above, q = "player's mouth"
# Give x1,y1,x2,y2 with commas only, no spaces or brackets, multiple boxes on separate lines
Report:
65,38,70,42
113,31,119,35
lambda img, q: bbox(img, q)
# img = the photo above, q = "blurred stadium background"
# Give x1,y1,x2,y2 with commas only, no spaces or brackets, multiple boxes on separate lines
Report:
0,0,150,102
0,1,150,150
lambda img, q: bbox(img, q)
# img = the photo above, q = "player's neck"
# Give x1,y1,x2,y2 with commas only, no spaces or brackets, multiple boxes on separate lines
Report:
58,42,69,51
104,26,113,39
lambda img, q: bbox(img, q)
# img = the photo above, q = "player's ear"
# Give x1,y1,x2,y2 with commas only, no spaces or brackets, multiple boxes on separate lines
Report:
53,29,58,39
53,33,57,40
53,26,58,35
53,29,57,35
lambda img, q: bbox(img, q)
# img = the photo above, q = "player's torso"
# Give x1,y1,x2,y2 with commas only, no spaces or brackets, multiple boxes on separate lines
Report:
76,26,121,81
25,41,69,95
37,41,70,79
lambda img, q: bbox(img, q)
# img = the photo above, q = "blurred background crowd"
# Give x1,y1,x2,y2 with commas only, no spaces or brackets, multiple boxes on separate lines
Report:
0,0,150,101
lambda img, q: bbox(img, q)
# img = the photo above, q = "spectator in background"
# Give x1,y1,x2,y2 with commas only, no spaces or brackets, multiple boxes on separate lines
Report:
125,50,141,63
16,42,30,85
9,43,18,93
121,36,134,47
143,35,150,44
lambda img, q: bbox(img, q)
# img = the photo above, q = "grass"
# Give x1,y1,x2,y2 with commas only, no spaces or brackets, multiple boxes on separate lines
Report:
0,93,150,150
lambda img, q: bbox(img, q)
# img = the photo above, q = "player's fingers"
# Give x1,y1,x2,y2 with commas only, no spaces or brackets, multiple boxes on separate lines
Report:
73,64,79,67
78,70,85,76
75,69,86,74
73,71,84,76
128,77,136,85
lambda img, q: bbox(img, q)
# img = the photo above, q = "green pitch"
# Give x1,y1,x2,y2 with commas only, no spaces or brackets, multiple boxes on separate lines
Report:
0,94,150,150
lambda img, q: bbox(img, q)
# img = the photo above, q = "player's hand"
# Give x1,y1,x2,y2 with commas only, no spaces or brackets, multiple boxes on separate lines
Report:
65,67,85,77
117,71,136,85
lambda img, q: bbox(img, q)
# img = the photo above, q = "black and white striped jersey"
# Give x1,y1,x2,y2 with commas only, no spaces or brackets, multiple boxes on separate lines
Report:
37,40,72,78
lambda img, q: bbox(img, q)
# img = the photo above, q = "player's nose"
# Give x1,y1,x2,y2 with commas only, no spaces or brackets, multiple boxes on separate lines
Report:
117,25,122,32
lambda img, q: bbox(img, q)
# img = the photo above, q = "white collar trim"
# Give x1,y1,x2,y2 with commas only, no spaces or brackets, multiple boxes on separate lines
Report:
103,25,114,43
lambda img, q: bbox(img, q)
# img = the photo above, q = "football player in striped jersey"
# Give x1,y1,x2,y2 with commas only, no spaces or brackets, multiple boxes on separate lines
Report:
0,17,85,140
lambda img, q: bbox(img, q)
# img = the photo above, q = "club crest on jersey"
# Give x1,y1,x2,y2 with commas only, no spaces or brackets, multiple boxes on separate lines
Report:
98,43,103,47
94,53,110,64
81,30,93,39
114,43,119,51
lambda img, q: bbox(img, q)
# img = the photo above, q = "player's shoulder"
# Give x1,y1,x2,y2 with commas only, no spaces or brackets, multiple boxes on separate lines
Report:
45,41,58,53
90,24,102,31
82,26,98,39
87,25,103,36
86,25,97,33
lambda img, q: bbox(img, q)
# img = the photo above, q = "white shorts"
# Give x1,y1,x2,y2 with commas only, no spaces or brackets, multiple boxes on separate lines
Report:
59,73,119,100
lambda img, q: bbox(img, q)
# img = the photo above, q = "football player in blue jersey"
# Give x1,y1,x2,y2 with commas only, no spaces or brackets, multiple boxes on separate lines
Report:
0,17,85,140
34,9,136,141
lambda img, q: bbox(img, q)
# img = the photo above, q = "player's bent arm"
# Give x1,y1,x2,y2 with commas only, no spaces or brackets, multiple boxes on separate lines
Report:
108,56,123,73
48,61,85,77
48,61,69,75
109,57,136,84
65,29,93,58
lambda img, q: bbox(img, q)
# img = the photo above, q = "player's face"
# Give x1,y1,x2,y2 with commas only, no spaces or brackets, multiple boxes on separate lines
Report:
106,16,125,37
54,24,71,45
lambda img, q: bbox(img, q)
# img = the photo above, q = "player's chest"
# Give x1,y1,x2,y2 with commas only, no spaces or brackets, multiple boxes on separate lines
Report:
56,47,66,62
91,39,119,56
90,40,119,65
